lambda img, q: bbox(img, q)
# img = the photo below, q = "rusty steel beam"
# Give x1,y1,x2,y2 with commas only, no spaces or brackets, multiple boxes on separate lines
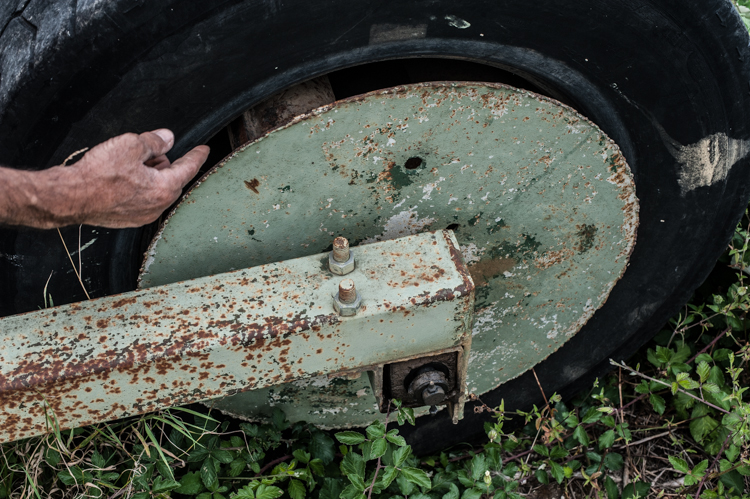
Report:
0,230,474,443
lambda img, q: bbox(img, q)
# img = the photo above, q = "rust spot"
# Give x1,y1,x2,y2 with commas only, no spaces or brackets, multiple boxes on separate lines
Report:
111,297,137,308
468,258,515,287
244,178,260,194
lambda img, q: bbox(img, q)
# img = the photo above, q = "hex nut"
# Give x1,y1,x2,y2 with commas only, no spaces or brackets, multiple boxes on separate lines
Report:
333,290,362,316
328,251,355,275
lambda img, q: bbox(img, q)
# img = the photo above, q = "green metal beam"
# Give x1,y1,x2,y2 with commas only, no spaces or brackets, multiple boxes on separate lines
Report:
0,230,473,443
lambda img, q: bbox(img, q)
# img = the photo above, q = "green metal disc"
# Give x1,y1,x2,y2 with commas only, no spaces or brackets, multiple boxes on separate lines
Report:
139,82,637,426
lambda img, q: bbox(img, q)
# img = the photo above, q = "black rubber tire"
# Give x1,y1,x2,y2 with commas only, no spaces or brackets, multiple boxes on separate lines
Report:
1,0,749,454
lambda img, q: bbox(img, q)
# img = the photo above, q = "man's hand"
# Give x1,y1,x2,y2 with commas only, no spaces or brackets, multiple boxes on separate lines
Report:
0,129,209,229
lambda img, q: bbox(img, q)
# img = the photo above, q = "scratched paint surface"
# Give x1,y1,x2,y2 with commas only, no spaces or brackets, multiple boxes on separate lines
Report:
0,231,472,442
140,82,638,426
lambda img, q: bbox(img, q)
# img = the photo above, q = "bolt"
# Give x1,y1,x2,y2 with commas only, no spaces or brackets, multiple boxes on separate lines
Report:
332,237,350,262
329,237,355,275
339,279,357,304
333,279,362,316
421,383,446,406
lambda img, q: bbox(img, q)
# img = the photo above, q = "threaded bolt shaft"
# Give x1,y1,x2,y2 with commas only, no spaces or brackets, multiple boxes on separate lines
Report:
338,278,357,304
332,237,350,263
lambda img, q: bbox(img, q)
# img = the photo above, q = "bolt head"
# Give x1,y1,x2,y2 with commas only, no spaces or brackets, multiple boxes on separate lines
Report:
421,384,446,406
329,251,355,275
333,290,361,316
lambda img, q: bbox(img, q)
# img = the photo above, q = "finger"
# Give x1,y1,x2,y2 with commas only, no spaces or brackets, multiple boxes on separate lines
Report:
158,145,210,189
145,154,171,170
138,129,175,162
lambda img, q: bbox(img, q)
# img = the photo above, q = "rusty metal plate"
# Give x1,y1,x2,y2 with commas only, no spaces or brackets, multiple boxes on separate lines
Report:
0,231,472,442
139,82,638,426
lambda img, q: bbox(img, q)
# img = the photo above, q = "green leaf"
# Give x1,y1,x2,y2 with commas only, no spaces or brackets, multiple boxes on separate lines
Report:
622,481,650,499
400,467,431,490
604,452,623,471
152,476,182,494
470,454,487,481
535,469,549,485
456,470,475,488
310,432,336,465
581,408,601,424
57,468,81,487
674,391,695,413
668,455,690,474
462,489,483,499
708,365,725,387
213,449,234,464
255,484,284,499
703,382,721,395
689,406,719,443
366,421,386,440
201,457,219,489
673,341,691,364
598,430,616,450
697,361,710,383
385,430,407,447
634,381,650,395
676,372,700,391
549,445,567,460
692,459,709,478
176,471,205,495
397,407,416,426
532,444,549,457
548,461,565,484
694,353,713,364
240,423,259,438
379,466,399,490
341,452,365,479
393,445,411,467
347,473,366,492
339,484,364,499
719,470,745,495
293,449,311,464
442,483,460,499
649,394,666,415
229,458,246,477
572,425,589,446
309,459,325,476
336,432,367,446
188,447,211,463
318,478,344,499
91,451,106,469
605,475,619,499
370,438,388,460
397,474,415,495
725,444,740,463
288,479,306,499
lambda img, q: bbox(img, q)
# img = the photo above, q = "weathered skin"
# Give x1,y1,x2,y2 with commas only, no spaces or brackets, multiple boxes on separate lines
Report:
0,231,473,442
140,82,637,426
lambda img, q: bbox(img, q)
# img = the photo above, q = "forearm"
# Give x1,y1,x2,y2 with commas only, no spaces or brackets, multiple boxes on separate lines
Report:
0,165,80,229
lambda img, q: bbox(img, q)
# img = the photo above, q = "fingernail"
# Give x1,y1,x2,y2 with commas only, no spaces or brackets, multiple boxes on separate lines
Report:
153,129,174,146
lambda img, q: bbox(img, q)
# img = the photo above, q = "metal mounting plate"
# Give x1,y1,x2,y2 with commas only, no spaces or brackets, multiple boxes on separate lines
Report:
140,82,637,426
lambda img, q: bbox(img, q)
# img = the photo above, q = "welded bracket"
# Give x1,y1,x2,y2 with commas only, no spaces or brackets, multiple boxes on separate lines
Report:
0,230,474,443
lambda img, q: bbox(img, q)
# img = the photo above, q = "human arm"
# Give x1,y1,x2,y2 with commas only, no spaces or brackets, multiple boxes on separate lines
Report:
0,129,209,229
